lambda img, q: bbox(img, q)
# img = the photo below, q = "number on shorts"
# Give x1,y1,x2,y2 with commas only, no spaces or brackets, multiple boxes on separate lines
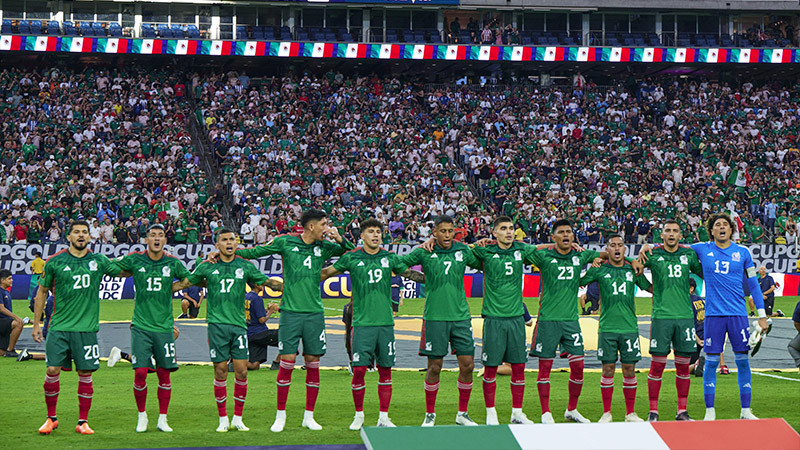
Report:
557,266,574,280
164,342,176,357
625,339,640,352
73,274,91,289
443,261,452,275
740,328,747,342
219,278,234,293
237,335,247,349
572,333,582,346
368,269,383,284
685,328,696,341
303,256,312,269
147,277,162,291
83,344,99,360
505,261,514,275
319,329,326,342
667,264,682,278
387,341,396,356
714,260,729,274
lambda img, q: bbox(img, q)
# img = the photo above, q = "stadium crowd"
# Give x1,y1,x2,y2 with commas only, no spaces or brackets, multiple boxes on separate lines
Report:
0,67,221,245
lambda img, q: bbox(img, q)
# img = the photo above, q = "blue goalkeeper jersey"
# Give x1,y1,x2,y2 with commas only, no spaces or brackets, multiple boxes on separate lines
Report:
691,241,763,317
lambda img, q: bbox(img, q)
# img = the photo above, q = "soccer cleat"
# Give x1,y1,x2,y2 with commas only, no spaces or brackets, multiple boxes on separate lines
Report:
564,409,590,423
719,365,730,375
302,411,322,431
176,313,188,319
694,356,705,378
16,348,31,362
4,349,19,358
107,346,122,367
510,410,534,425
598,412,613,423
740,408,758,420
541,412,556,424
230,416,249,431
455,412,478,426
270,411,286,433
216,416,230,432
156,415,173,432
675,411,693,421
75,422,95,435
136,412,148,432
647,412,659,422
703,408,716,421
270,361,280,370
38,417,58,434
349,412,365,430
421,412,435,427
776,309,785,317
624,413,644,423
486,407,500,425
376,417,396,427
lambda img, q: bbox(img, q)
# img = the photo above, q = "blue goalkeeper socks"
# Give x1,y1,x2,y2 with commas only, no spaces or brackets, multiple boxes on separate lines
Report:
703,354,720,408
734,352,752,408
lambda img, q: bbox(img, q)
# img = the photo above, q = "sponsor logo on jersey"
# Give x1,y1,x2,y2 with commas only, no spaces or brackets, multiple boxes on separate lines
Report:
514,250,522,261
63,266,71,271
551,259,558,264
235,268,244,279
162,266,171,277
732,252,740,262
314,247,322,257
291,247,299,252
357,261,365,267
89,260,98,271
604,273,612,278
657,256,665,261
572,256,580,265
626,272,633,281
381,257,389,268
455,251,463,262
492,254,500,259
707,252,714,257
212,270,220,275
139,267,146,272
680,255,688,265
430,254,438,259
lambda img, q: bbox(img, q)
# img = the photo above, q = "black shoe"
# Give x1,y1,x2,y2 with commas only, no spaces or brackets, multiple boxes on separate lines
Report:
270,361,280,370
675,411,693,421
694,356,705,378
16,349,32,362
176,313,189,319
4,350,19,358
647,412,659,422
776,309,785,317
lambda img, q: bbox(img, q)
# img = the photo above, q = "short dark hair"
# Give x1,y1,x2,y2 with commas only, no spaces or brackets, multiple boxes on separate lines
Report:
493,216,513,229
215,228,236,242
67,220,90,234
0,269,12,279
551,219,572,234
706,213,734,237
361,218,383,232
300,209,328,228
689,278,697,290
146,224,166,235
663,219,681,228
606,234,624,242
34,252,41,257
434,215,454,228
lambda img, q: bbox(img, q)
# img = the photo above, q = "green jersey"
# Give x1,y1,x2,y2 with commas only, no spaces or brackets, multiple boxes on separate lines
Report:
114,251,191,333
236,234,354,313
39,250,120,333
643,246,703,319
333,248,409,327
400,242,480,321
472,242,539,318
581,262,651,334
526,248,600,321
187,258,269,328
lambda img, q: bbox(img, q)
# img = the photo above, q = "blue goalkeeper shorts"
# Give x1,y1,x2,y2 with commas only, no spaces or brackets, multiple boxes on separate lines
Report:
704,316,750,354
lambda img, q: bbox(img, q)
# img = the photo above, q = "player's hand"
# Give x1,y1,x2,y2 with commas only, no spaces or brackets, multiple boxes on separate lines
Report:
591,257,604,268
571,242,585,252
192,300,200,308
762,293,768,301
638,244,653,262
631,259,645,276
268,278,285,292
420,238,436,252
325,226,343,243
758,317,768,332
32,323,42,343
206,251,220,263
267,302,280,314
696,336,703,345
474,238,493,247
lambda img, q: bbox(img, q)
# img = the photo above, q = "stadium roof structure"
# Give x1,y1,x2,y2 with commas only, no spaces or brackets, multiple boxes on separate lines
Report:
1,36,799,64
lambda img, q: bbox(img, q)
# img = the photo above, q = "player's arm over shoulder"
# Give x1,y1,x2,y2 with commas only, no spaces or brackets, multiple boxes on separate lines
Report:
324,236,355,257
323,252,349,281
237,236,285,259
99,254,125,277
174,262,205,292
580,249,601,264
634,270,652,292
521,242,544,266
579,266,598,286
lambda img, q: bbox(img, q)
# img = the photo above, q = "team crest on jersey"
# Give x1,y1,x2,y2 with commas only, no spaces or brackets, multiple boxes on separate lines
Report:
680,255,688,265
514,250,522,261
455,251,463,262
88,260,98,272
314,247,322,257
235,268,244,279
425,342,432,351
381,257,389,268
162,266,171,277
626,272,633,282
731,252,740,262
572,256,580,265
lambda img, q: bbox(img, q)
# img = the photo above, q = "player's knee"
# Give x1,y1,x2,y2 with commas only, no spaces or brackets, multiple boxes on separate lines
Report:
461,360,475,373
46,367,60,377
601,365,615,377
12,318,22,329
214,366,228,380
235,368,248,380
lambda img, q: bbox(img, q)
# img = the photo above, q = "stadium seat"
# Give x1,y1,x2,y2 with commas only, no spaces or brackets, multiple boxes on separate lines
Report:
46,21,61,35
108,22,122,37
172,24,185,38
429,31,443,43
92,22,106,37
158,24,172,38
18,20,31,35
186,24,200,38
30,20,44,35
63,21,77,36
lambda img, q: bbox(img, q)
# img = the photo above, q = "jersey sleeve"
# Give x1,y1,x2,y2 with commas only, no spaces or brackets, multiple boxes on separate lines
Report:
689,251,703,277
743,248,765,312
470,245,486,263
580,249,601,265
580,267,598,286
399,247,422,267
521,243,543,267
634,273,652,291
39,260,55,288
236,236,284,259
332,251,351,272
113,253,134,272
186,262,207,285
463,246,483,269
246,262,269,286
172,258,192,280
324,238,356,258
391,253,409,275
100,254,122,277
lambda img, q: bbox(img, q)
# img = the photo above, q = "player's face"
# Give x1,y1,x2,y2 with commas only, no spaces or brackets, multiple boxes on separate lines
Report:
306,218,328,241
146,229,165,253
606,237,626,263
552,225,574,250
434,222,455,249
67,225,90,250
493,221,514,245
711,218,732,243
362,226,383,251
662,223,682,247
215,232,238,257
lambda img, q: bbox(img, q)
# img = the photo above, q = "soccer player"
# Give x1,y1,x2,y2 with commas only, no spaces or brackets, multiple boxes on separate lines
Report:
400,215,481,427
172,228,280,432
641,213,768,421
320,218,423,430
526,219,605,424
580,235,652,423
111,224,192,432
221,209,354,432
31,220,126,435
470,216,539,426
638,220,703,422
